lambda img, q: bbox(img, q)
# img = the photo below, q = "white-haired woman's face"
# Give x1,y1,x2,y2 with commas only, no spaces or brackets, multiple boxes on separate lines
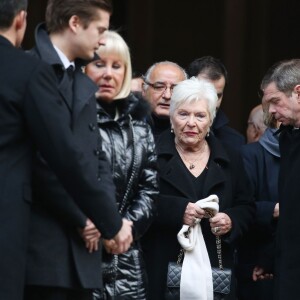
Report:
85,52,125,101
171,99,211,147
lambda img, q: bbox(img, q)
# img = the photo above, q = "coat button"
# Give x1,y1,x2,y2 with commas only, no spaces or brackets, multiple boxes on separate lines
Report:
94,149,100,156
89,123,96,131
97,176,101,181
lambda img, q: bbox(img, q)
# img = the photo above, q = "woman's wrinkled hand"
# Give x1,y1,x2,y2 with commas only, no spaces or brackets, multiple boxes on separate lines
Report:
209,212,232,236
183,202,206,226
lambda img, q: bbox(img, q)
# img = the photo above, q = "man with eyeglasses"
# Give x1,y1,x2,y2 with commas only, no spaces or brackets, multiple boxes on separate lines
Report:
142,61,187,140
187,56,245,151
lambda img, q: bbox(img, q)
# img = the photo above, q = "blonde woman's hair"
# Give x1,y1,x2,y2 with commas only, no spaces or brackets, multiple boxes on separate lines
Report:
95,30,132,99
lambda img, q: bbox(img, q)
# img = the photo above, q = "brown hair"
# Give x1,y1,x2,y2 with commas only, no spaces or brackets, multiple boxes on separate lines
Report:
0,0,27,29
45,0,112,33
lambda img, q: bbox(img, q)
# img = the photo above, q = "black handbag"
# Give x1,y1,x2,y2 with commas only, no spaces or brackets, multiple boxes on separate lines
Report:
165,234,232,300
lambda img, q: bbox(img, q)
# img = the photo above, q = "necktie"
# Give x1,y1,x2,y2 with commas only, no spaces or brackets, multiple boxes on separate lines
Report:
61,65,74,107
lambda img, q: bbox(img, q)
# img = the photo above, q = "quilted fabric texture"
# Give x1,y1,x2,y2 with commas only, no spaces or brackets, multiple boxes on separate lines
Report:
167,262,182,287
165,262,181,300
165,262,232,297
212,267,232,294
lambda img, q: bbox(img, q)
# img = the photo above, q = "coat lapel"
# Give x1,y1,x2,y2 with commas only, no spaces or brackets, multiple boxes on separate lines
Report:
160,154,197,199
203,136,230,210
202,160,226,199
157,131,198,199
72,70,98,121
157,131,230,207
33,23,74,111
57,67,73,111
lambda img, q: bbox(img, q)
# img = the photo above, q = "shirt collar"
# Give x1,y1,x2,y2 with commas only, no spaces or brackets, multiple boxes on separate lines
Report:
53,45,75,69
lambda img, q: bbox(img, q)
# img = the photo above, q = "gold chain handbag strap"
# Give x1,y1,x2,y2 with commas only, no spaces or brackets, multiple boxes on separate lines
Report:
216,235,223,269
205,209,224,270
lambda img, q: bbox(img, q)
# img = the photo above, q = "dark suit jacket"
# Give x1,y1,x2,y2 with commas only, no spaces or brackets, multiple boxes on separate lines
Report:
236,138,279,300
142,130,255,300
238,141,279,264
0,34,121,300
212,110,245,152
25,24,120,289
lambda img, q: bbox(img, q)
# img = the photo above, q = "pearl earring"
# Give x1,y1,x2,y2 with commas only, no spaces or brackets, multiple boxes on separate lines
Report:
206,131,210,137
171,128,174,133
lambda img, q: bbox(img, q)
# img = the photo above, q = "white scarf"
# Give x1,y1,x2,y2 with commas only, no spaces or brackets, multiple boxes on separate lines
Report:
177,195,219,300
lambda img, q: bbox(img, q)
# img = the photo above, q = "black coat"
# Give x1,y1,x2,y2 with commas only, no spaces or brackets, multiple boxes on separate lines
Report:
96,95,158,299
275,126,300,299
142,130,255,300
212,110,245,152
0,34,122,300
237,130,280,300
25,24,122,289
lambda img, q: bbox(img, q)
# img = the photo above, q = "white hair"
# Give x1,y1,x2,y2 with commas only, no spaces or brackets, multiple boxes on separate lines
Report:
169,77,218,124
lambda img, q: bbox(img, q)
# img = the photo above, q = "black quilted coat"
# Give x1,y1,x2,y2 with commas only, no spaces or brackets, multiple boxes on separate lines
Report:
94,94,158,300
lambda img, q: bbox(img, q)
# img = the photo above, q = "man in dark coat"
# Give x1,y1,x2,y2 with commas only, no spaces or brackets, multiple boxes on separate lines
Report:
260,58,300,299
187,56,245,152
0,1,132,300
237,127,280,300
24,1,133,300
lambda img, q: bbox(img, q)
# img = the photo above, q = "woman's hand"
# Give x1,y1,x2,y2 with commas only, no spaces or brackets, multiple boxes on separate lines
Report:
183,202,206,226
103,239,118,254
209,212,232,236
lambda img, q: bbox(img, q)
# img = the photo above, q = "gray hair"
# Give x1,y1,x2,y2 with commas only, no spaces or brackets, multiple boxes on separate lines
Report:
261,59,300,96
170,77,218,125
143,61,187,90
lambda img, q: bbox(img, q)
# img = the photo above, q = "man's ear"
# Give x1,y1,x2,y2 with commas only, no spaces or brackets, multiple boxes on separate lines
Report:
294,84,300,97
15,10,26,31
253,127,261,142
69,15,81,33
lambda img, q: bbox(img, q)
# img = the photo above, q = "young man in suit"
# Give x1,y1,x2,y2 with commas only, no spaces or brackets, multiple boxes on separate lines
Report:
0,1,132,300
24,1,134,300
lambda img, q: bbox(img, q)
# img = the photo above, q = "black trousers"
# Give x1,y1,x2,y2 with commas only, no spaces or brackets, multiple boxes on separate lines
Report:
24,286,93,300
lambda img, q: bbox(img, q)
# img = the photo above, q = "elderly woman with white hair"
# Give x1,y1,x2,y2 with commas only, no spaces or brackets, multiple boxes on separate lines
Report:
142,77,255,300
85,30,158,300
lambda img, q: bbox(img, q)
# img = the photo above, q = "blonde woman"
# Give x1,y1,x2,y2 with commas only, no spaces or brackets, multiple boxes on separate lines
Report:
86,31,158,300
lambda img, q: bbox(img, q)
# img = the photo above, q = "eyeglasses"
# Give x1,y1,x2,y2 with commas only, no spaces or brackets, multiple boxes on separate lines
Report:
144,80,177,94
